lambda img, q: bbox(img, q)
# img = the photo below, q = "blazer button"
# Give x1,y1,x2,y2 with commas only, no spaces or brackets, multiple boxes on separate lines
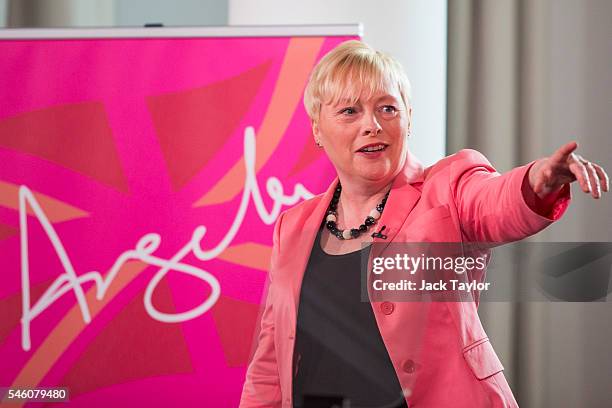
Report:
380,301,395,315
402,359,416,374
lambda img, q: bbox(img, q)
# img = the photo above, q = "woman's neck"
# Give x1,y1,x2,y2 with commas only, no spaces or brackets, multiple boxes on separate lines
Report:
335,179,392,229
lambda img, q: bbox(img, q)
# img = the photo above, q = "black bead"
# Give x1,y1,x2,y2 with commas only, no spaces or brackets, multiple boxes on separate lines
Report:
359,224,367,232
365,216,375,226
376,204,384,212
350,228,360,238
335,230,344,239
326,220,336,229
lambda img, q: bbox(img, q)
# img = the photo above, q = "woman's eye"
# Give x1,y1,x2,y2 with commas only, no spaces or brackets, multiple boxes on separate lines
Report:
339,107,357,115
381,105,397,113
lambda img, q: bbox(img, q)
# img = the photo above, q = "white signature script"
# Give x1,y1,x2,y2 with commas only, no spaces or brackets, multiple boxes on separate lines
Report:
19,126,314,351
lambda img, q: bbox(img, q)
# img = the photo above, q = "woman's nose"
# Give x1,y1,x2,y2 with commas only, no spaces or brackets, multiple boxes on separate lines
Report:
362,113,382,136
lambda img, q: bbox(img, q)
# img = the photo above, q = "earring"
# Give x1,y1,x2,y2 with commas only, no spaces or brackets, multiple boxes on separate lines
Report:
315,139,323,148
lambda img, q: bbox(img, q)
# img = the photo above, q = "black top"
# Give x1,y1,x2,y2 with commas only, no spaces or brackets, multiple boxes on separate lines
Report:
292,225,407,408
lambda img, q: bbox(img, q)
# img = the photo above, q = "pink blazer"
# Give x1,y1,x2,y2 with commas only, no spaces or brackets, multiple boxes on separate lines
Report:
240,149,571,407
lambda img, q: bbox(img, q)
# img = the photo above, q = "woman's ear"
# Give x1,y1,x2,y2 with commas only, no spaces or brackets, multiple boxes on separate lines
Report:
312,121,322,147
407,107,413,135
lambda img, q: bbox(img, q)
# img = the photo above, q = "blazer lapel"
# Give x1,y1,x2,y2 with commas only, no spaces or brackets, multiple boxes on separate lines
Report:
371,149,424,249
364,151,425,301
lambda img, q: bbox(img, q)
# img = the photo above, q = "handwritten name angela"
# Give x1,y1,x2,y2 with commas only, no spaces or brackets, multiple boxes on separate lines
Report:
18,127,313,352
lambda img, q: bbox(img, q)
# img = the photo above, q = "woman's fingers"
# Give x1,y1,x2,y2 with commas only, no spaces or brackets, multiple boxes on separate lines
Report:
550,141,579,165
541,142,609,199
569,159,591,193
592,163,610,192
584,162,601,198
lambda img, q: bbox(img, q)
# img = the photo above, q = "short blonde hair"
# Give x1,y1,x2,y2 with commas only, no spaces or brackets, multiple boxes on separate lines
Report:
303,40,412,122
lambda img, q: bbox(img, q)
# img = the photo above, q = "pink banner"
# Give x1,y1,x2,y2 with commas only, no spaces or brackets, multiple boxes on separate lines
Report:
0,33,354,407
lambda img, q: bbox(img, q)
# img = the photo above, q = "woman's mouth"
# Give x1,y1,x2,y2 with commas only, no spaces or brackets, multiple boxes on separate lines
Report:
356,143,388,157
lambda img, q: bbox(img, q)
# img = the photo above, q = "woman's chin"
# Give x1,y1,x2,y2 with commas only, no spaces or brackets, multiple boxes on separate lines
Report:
355,166,394,183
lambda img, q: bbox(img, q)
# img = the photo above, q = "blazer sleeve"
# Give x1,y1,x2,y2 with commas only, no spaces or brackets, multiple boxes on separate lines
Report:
239,211,285,407
450,149,571,243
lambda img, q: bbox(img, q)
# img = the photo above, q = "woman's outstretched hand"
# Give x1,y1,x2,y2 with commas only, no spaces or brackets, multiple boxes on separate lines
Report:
528,141,609,200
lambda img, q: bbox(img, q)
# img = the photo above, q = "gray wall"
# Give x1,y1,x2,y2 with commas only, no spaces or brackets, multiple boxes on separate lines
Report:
0,0,6,27
7,0,113,27
115,0,227,26
3,0,227,27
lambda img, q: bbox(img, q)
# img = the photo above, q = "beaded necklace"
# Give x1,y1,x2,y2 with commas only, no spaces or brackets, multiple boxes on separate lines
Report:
324,182,391,240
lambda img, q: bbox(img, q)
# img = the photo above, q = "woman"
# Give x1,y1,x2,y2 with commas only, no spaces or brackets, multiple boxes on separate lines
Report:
240,40,609,408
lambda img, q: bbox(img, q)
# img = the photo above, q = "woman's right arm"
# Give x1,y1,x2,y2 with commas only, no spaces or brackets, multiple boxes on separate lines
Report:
239,212,285,407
